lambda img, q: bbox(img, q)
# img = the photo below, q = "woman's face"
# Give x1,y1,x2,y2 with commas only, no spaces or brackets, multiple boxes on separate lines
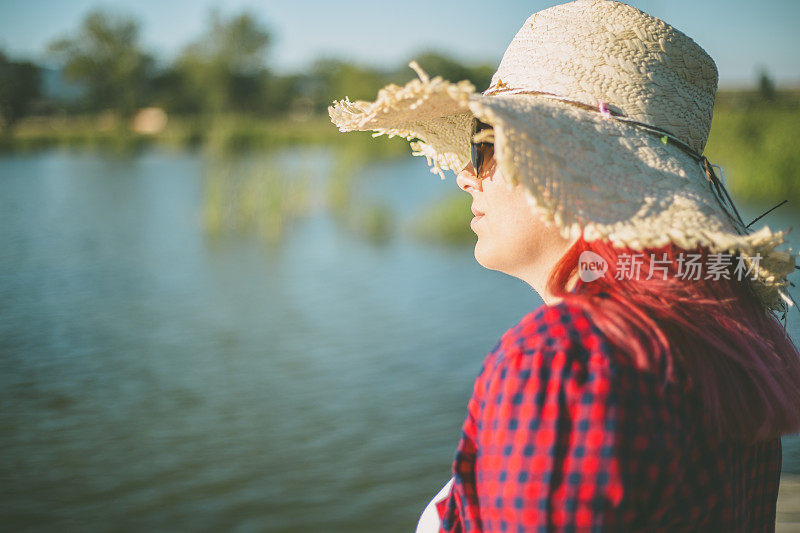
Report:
456,161,575,286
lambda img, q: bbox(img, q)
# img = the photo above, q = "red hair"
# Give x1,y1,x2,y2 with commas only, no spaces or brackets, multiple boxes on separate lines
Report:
547,233,800,445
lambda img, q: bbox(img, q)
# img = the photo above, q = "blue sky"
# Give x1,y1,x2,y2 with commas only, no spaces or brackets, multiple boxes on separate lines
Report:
1,0,798,87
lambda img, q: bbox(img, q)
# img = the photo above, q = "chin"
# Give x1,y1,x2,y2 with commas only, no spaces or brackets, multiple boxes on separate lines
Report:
474,241,500,272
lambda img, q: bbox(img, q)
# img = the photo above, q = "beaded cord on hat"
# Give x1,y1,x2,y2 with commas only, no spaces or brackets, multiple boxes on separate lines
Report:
480,85,799,325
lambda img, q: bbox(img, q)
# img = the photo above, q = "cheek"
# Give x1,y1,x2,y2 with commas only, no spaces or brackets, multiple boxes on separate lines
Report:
475,190,544,266
493,187,540,240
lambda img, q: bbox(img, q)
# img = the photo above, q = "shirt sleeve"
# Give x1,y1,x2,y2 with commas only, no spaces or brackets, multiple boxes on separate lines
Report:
439,304,676,532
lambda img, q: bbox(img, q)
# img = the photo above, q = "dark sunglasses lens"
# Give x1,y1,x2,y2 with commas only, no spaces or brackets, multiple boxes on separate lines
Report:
470,118,492,176
477,144,493,178
475,144,485,176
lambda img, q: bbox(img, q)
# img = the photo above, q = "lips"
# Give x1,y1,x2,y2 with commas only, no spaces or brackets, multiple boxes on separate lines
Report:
470,205,485,231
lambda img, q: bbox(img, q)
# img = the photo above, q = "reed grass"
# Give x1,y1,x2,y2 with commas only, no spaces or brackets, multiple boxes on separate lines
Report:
327,144,397,243
202,156,311,246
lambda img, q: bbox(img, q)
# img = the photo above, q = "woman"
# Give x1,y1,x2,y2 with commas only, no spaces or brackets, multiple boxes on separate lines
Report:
329,0,800,530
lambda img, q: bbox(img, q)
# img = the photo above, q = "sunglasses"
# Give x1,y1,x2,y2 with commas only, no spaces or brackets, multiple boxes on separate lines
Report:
470,118,495,179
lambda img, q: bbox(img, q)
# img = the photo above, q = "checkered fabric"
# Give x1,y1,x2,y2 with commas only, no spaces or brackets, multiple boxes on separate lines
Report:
435,299,782,532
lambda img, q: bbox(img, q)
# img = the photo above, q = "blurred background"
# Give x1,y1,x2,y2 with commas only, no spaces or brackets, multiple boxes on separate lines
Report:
0,0,799,531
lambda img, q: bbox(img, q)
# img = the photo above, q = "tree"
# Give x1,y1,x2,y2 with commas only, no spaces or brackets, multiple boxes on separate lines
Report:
406,51,495,91
175,9,271,115
46,9,153,118
0,50,41,132
260,72,305,116
310,58,388,114
757,68,776,102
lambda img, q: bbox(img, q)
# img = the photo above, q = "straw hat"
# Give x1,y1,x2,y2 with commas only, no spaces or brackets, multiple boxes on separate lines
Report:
328,0,796,315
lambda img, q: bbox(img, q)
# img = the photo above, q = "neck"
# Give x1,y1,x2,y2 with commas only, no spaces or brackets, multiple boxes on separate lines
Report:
514,250,578,306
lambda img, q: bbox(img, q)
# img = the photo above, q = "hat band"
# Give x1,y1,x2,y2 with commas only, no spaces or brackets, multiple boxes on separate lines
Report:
483,85,798,316
482,85,749,236
485,86,700,158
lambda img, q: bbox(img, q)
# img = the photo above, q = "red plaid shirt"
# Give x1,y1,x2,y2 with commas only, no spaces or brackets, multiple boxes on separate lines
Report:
435,297,782,532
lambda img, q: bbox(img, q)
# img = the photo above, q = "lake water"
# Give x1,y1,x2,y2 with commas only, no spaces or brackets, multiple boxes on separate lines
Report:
1,146,799,531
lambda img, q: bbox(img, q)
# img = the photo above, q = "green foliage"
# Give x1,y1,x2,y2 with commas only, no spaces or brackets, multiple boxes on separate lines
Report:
308,52,494,116
6,6,800,217
311,59,389,114
326,144,401,243
354,203,393,244
46,9,153,118
175,9,271,116
202,156,310,246
327,145,368,219
705,92,800,206
757,69,776,102
411,192,475,245
0,50,41,132
149,68,198,114
261,73,307,117
409,50,495,91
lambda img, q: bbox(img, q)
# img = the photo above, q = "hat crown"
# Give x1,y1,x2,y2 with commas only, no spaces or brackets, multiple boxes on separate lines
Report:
487,0,718,154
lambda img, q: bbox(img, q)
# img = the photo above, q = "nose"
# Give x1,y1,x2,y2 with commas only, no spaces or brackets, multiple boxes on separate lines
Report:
456,163,482,193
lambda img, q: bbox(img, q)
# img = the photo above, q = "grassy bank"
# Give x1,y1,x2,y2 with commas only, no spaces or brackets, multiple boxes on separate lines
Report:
0,113,411,157
705,90,800,206
3,91,797,203
2,90,797,250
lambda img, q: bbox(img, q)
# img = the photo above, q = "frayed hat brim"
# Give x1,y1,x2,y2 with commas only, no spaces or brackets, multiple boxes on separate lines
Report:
328,65,796,314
